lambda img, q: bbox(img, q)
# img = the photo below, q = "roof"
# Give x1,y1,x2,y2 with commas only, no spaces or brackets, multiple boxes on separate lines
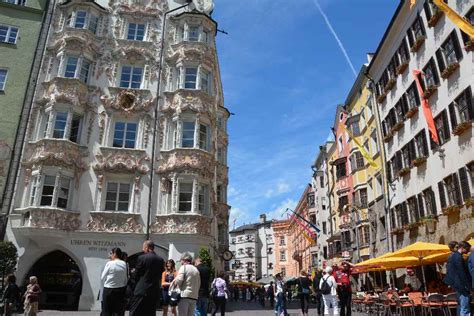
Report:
344,65,368,107
229,223,258,234
59,0,107,12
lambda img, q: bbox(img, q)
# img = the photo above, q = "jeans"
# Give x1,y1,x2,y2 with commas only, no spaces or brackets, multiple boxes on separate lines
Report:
338,291,351,316
195,297,208,316
274,293,284,315
456,291,471,316
322,294,339,315
178,298,197,316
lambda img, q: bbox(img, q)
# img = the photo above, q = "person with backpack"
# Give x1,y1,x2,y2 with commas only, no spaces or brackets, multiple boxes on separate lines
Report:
297,271,312,316
319,266,339,315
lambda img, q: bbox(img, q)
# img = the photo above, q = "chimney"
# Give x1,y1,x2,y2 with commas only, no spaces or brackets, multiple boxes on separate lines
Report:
366,53,374,64
259,214,266,223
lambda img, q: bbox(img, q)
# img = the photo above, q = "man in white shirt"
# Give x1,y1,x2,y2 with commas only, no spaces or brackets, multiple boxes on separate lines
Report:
173,253,200,316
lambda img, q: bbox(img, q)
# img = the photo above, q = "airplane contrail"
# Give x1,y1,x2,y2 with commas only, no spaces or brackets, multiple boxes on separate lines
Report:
312,0,358,77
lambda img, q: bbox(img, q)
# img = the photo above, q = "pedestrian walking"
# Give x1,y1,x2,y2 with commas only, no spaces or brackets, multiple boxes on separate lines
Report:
2,274,21,316
23,276,41,316
444,241,472,316
172,253,200,316
210,271,228,316
194,256,211,316
335,262,353,316
273,273,285,316
101,247,128,316
162,259,177,316
267,281,275,308
257,286,265,307
312,269,324,315
468,244,474,290
320,267,339,316
297,271,311,316
129,240,165,316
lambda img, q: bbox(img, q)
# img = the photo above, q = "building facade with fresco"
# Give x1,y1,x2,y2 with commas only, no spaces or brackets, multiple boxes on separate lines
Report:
4,0,230,311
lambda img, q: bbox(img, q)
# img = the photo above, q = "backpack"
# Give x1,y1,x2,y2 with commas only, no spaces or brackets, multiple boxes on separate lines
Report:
320,277,331,295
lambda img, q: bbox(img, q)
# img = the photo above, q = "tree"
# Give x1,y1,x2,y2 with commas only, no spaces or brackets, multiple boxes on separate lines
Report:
198,247,215,277
0,241,18,292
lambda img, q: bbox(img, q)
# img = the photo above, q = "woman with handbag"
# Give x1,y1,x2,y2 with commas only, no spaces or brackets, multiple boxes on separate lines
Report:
161,259,177,316
24,276,41,316
297,271,311,316
210,271,228,316
2,274,21,316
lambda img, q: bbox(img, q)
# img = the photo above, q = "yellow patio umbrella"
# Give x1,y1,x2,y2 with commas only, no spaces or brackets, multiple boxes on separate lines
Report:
468,239,474,246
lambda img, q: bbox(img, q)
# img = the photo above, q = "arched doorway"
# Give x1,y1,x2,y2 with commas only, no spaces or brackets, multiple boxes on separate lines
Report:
25,250,82,311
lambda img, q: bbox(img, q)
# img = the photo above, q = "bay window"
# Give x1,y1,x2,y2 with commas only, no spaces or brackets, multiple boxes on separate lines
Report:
188,25,200,42
217,146,226,164
178,182,193,212
176,23,212,44
41,110,83,144
119,65,143,89
127,23,145,41
200,69,211,94
198,184,210,215
66,10,99,34
198,124,210,151
63,56,92,84
171,66,213,93
184,67,198,89
105,182,131,212
181,121,195,148
29,173,72,209
112,121,137,148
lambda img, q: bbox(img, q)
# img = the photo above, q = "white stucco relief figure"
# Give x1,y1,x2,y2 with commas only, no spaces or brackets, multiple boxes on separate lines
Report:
151,214,211,235
28,208,81,231
87,213,143,233
193,0,214,15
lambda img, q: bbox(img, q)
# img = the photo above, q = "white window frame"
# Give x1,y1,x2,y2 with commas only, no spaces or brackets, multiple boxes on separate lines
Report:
0,24,19,44
28,171,73,210
119,65,143,89
127,22,146,41
62,55,92,83
198,123,210,151
0,69,7,91
178,181,193,212
112,121,138,149
39,108,84,144
184,67,198,89
67,10,99,34
200,68,212,94
198,183,210,215
104,181,132,212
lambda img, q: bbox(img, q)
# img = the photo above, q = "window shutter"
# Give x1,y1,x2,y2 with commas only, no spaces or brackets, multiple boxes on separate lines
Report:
430,189,437,215
451,32,463,61
438,181,446,209
407,30,414,47
448,103,458,128
442,111,451,142
417,194,425,218
452,173,463,205
408,140,416,160
431,60,440,85
466,88,473,120
458,167,471,202
436,50,446,73
387,162,392,182
421,130,429,156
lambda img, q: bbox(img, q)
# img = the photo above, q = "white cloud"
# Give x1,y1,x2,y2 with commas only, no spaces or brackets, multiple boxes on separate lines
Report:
265,198,298,222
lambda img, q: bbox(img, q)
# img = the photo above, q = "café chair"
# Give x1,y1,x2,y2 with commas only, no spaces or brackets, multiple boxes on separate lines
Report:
443,293,457,316
422,293,447,316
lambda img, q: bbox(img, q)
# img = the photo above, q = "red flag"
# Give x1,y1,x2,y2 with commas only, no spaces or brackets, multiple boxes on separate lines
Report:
289,214,317,239
412,69,439,144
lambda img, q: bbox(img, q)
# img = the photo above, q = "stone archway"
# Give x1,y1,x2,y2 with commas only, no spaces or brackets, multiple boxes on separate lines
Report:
25,250,82,311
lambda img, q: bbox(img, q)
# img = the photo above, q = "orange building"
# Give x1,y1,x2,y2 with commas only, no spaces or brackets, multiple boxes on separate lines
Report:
271,219,294,277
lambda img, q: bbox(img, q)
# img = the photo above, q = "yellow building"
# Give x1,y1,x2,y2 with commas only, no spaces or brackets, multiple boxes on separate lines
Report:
344,64,388,263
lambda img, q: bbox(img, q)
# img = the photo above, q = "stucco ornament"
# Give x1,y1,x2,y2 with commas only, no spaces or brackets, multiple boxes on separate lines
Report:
87,212,143,233
38,78,89,108
22,139,88,175
27,208,81,231
193,0,214,15
157,149,214,179
166,42,215,67
162,90,215,117
151,214,211,235
101,88,156,115
94,148,150,175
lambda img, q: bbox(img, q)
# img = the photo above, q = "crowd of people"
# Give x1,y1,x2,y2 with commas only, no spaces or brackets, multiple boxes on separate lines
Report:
1,275,42,316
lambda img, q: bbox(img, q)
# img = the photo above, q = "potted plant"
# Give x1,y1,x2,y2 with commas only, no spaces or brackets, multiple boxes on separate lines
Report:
423,85,438,99
427,10,443,28
452,120,472,136
410,35,427,53
391,227,404,235
441,62,460,79
421,215,437,233
442,204,462,216
411,156,427,167
383,132,393,143
397,167,411,178
390,121,404,134
464,197,474,208
407,222,421,230
465,38,474,52
405,106,419,119
384,78,396,92
396,62,409,75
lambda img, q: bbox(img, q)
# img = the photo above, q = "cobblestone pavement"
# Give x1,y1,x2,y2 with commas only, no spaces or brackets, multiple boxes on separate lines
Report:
38,300,368,315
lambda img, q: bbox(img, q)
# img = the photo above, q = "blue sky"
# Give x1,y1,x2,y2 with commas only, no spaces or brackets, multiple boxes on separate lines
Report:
213,0,399,228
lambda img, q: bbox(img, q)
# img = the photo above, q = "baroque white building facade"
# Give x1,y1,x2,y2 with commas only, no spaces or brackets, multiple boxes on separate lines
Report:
5,0,230,311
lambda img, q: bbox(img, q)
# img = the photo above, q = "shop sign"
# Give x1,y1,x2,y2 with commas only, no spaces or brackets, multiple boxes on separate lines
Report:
70,239,127,252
